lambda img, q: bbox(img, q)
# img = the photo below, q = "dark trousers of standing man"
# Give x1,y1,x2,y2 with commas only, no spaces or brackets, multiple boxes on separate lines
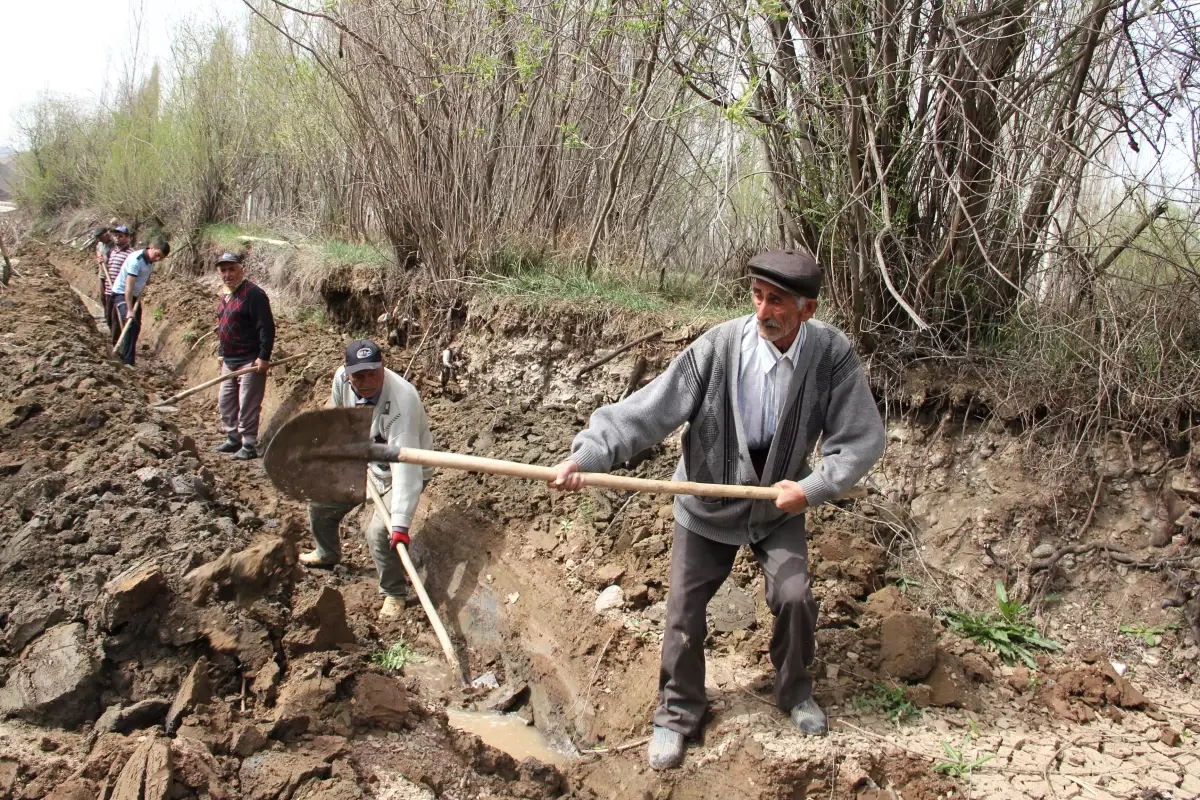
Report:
112,296,142,366
653,519,819,736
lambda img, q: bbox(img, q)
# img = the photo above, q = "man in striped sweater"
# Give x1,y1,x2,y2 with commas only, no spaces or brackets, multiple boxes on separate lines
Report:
549,249,885,770
104,226,134,343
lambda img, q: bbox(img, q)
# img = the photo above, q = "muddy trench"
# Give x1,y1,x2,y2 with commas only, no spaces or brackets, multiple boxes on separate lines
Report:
3,241,1199,799
106,268,621,755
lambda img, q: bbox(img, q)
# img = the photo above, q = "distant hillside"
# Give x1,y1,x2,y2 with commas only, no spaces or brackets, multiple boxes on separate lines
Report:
0,153,15,201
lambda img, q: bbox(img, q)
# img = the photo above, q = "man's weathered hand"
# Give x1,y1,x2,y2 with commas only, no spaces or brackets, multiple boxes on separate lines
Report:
550,460,584,492
254,358,270,375
773,480,808,513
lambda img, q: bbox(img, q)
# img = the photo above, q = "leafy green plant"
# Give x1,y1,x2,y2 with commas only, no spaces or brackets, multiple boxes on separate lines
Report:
180,331,198,345
371,641,416,672
1119,622,1178,646
934,738,994,779
943,582,1062,669
893,575,923,595
153,305,165,322
852,684,922,723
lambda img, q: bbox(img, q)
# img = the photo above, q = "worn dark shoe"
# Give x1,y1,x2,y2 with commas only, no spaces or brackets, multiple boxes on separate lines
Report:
647,725,686,770
214,436,241,453
233,444,259,460
789,697,828,735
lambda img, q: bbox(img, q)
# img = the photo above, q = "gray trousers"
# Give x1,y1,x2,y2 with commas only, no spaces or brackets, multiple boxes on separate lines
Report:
218,360,267,444
307,488,408,598
654,521,819,736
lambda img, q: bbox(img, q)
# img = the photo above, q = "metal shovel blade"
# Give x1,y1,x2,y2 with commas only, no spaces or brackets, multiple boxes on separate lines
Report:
263,407,374,503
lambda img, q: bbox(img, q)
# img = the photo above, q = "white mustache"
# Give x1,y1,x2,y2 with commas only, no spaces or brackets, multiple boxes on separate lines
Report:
759,318,782,329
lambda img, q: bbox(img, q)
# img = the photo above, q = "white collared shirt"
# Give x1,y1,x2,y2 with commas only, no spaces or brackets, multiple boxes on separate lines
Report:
737,317,807,449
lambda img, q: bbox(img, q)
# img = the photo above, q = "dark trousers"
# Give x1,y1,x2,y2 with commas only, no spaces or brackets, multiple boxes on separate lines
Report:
112,297,142,366
654,521,819,736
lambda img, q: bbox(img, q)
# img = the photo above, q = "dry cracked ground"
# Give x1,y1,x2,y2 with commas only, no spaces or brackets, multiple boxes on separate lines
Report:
0,234,1199,799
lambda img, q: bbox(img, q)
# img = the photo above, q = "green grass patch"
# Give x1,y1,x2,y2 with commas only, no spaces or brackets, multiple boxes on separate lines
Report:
201,222,287,252
322,239,389,268
852,683,922,723
934,738,994,779
371,640,419,672
942,582,1063,669
481,251,746,321
294,306,328,326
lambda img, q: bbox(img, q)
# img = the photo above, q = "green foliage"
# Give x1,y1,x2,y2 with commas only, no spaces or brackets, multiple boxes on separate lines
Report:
371,641,416,671
12,96,101,216
934,738,994,779
1119,622,1178,646
153,305,165,322
851,684,922,723
180,331,198,345
943,582,1063,669
892,575,922,595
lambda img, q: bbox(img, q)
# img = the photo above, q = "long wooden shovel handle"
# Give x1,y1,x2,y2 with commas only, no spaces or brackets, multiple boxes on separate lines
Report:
112,299,142,355
387,446,784,500
366,478,466,685
150,353,309,407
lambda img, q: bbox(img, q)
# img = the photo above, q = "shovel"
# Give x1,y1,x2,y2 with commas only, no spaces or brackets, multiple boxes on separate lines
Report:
263,407,866,504
150,352,309,408
364,477,466,685
112,299,141,356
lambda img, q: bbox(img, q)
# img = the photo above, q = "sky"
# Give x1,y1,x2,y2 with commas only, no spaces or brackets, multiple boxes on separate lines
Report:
2,0,246,150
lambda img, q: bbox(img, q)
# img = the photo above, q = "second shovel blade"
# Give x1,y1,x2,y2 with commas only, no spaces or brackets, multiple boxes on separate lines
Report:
263,407,374,503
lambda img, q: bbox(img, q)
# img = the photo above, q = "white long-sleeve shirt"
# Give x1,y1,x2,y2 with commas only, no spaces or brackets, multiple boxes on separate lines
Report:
330,366,434,529
736,318,807,448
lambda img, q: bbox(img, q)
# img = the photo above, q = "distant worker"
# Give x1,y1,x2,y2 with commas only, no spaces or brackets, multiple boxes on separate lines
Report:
104,225,134,342
212,252,275,461
300,340,435,620
110,237,170,366
92,226,112,309
546,248,886,770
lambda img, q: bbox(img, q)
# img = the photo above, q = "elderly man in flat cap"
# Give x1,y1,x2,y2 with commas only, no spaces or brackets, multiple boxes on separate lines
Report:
548,248,884,770
213,252,275,460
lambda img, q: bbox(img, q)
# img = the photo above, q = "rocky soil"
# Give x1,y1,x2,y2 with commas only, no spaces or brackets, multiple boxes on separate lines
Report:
0,231,1198,799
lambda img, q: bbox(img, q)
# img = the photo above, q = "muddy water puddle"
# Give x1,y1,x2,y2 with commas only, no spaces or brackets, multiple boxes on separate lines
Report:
445,709,573,766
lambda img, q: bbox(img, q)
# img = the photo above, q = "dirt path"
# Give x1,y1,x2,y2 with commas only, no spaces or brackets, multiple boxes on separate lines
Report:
1,241,1197,798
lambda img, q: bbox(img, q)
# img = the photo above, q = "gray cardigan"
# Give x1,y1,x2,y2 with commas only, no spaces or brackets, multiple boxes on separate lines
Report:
570,315,885,545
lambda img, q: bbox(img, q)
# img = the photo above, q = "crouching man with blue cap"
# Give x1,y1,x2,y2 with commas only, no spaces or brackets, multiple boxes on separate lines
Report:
300,340,435,620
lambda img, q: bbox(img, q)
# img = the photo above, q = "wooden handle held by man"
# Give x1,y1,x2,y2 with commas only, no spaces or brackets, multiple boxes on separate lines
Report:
150,352,308,407
365,477,466,685
112,299,141,355
390,446,784,500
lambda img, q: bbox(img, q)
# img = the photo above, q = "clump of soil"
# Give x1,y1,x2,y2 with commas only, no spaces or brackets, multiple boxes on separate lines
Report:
1037,663,1148,723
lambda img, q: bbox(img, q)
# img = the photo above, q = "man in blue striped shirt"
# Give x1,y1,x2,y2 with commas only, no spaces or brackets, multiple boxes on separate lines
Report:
110,238,170,366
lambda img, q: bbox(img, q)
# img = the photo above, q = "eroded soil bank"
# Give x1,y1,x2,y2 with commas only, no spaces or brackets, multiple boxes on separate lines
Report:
1,238,1199,799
